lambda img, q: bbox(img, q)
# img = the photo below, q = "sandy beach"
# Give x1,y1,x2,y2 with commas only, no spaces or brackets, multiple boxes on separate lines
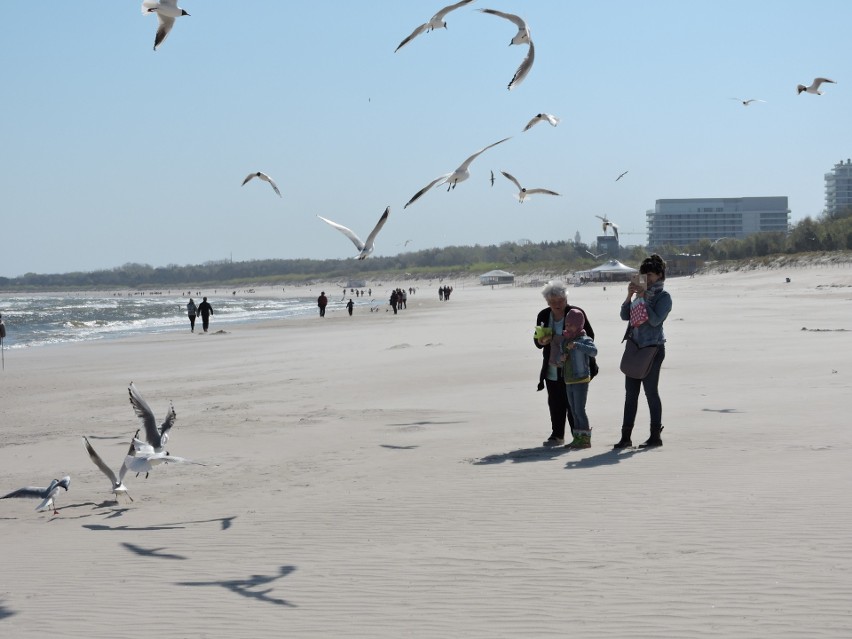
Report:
1,263,851,638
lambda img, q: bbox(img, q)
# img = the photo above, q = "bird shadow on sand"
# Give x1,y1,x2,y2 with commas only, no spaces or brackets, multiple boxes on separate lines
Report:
380,444,419,450
121,542,187,561
83,522,187,532
175,565,297,608
0,599,17,620
387,420,466,427
563,448,643,469
701,408,743,414
470,446,569,465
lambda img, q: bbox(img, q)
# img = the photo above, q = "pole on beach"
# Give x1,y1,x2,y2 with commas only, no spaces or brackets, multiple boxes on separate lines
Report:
0,315,5,370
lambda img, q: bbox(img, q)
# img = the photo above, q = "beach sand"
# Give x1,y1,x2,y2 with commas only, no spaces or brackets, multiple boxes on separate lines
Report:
1,264,851,638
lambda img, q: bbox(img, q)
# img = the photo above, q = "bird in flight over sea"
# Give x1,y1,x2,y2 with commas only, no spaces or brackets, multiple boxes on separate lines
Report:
317,207,390,260
796,77,836,95
596,214,619,241
405,137,511,208
394,0,475,52
241,172,282,198
129,382,176,453
507,40,535,90
523,113,559,132
499,171,560,203
615,170,629,182
82,436,135,503
2,476,71,516
730,98,766,106
142,0,190,51
478,8,530,45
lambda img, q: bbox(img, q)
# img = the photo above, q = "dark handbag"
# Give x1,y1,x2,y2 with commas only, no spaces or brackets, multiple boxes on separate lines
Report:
620,338,658,379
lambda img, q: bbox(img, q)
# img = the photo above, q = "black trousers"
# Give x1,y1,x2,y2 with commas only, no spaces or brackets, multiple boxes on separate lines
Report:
188,314,196,331
544,370,575,439
201,314,210,331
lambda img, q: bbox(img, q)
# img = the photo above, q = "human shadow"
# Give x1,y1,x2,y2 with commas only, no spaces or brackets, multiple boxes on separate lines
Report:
564,448,642,469
175,565,296,608
472,446,569,465
0,599,17,620
380,444,418,450
121,542,187,561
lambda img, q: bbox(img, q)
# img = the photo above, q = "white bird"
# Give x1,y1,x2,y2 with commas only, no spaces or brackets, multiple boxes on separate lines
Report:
394,0,475,52
142,0,190,51
478,8,530,45
82,436,134,502
404,137,511,208
508,39,535,90
730,98,766,106
500,171,560,203
241,172,282,198
615,170,629,182
124,439,203,478
596,214,620,241
586,250,607,259
2,476,71,515
128,382,176,453
797,77,836,95
317,207,390,260
523,113,559,132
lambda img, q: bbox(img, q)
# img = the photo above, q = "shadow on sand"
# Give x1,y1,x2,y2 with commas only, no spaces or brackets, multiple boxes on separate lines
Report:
471,446,570,465
175,565,297,607
121,542,188,560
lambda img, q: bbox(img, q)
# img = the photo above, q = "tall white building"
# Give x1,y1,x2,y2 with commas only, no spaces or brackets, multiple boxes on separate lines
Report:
825,159,852,217
647,197,790,248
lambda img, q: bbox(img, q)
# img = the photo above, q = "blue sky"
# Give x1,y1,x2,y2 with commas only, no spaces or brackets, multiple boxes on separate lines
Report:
1,1,849,276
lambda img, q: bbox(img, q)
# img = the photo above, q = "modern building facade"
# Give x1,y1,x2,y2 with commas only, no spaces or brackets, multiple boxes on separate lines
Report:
647,196,790,248
824,159,852,217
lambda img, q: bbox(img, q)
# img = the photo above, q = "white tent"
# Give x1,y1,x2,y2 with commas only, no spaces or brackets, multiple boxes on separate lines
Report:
576,259,638,282
479,269,515,285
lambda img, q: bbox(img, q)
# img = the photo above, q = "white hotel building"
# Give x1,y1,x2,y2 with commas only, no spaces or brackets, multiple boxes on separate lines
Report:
824,159,852,217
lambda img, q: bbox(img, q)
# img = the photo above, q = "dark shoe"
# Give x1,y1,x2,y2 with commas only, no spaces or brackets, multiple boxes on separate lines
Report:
543,436,564,447
639,426,664,448
613,438,633,449
564,433,591,450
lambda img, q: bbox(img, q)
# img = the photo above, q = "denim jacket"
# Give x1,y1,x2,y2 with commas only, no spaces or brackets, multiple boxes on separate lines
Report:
561,334,598,383
620,287,672,347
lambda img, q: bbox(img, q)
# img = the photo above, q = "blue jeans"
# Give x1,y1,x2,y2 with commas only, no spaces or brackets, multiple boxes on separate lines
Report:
622,345,666,431
564,382,590,433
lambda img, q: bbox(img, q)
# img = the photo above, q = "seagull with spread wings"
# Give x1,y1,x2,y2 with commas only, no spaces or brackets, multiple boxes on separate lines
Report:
730,98,766,106
478,8,530,45
242,172,282,198
394,0,475,52
523,113,559,132
2,476,71,515
404,137,511,208
796,77,836,95
142,0,190,51
596,214,620,241
128,382,176,453
500,171,560,203
317,207,390,260
82,436,136,503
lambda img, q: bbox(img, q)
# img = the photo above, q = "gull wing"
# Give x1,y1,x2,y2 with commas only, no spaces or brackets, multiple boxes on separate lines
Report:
404,173,452,209
117,434,139,483
141,0,159,13
241,173,258,186
525,188,561,197
154,14,176,51
500,170,523,192
161,0,179,6
360,207,391,257
508,39,535,90
317,216,365,251
160,402,177,439
457,137,511,173
395,23,428,52
478,8,527,30
128,382,162,449
266,177,282,197
131,437,156,456
813,77,836,88
2,484,51,499
434,0,476,21
82,436,119,486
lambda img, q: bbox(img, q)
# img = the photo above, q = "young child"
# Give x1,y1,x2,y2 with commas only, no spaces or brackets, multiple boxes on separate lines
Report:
561,308,598,449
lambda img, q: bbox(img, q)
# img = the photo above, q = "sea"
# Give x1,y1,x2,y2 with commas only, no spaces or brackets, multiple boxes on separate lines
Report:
0,291,328,350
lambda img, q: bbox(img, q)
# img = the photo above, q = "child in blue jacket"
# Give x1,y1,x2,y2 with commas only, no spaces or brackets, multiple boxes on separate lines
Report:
561,309,598,449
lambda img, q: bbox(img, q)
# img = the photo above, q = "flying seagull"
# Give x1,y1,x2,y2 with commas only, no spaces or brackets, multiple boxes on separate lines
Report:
394,0,475,52
730,98,766,106
317,207,390,260
124,439,203,479
241,172,282,198
128,382,176,453
586,250,607,259
596,214,619,241
404,137,511,208
142,0,190,51
82,436,135,503
478,8,531,45
507,40,535,90
2,476,71,515
500,170,560,203
796,77,836,95
615,170,629,182
490,170,495,186
523,113,559,132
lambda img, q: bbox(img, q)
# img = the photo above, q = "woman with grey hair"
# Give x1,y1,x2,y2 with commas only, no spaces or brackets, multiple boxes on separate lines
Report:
534,281,597,446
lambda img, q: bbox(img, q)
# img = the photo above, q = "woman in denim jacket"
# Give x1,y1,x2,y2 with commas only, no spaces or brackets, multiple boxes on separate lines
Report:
614,254,672,449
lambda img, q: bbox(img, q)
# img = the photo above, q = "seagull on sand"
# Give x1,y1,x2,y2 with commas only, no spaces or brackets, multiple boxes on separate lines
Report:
523,113,559,132
730,98,766,106
507,40,535,90
404,137,511,208
142,0,190,51
241,172,282,198
82,436,135,503
124,439,203,479
796,77,836,95
478,8,531,45
128,382,176,453
2,476,71,515
394,0,475,52
317,207,390,260
596,214,619,241
615,170,629,182
500,170,560,203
